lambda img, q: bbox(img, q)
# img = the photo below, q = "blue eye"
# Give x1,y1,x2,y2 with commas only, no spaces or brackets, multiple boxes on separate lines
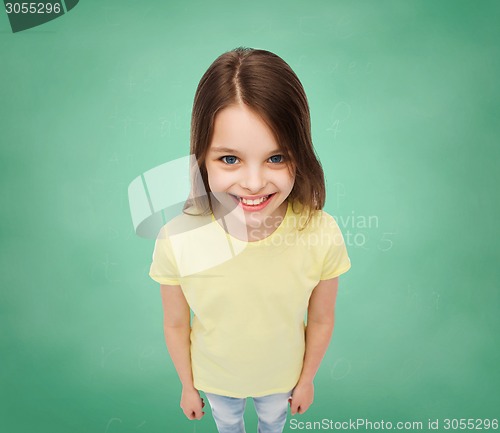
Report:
221,155,239,165
268,155,284,163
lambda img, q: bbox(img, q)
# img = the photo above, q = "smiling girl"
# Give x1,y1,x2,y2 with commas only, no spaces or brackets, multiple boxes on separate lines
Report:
149,47,351,433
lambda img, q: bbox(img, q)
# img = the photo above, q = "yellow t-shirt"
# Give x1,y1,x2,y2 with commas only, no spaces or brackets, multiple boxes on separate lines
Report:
149,201,351,398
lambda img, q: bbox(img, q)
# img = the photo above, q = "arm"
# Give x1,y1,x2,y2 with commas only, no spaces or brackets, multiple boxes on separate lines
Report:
290,277,338,415
160,284,205,420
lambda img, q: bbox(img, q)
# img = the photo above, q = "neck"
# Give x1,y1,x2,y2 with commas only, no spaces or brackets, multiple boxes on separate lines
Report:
213,201,288,242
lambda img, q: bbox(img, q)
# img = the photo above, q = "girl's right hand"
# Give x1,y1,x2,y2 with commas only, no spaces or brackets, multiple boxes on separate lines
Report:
180,386,205,420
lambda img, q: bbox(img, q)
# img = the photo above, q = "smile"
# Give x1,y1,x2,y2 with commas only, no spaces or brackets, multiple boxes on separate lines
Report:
230,193,276,211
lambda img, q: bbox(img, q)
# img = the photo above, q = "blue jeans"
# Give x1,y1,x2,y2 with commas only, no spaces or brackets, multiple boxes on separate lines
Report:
205,390,292,433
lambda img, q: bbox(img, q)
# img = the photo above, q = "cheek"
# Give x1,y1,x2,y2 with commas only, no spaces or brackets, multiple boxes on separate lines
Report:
206,165,232,191
277,171,295,193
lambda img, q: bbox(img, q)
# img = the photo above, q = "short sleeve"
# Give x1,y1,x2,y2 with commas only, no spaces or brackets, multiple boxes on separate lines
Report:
320,214,351,280
149,225,181,285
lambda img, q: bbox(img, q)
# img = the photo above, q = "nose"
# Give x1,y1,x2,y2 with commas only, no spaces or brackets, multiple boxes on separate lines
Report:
240,165,267,193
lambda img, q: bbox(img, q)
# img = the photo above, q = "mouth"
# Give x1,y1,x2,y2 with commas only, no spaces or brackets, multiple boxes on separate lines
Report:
229,193,276,211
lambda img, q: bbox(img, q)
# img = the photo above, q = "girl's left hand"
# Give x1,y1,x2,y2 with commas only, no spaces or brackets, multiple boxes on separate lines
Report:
289,381,314,415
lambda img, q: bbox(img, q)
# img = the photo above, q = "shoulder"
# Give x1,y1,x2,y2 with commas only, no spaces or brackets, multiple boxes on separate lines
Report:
157,206,212,239
293,206,341,234
295,208,347,254
316,210,341,231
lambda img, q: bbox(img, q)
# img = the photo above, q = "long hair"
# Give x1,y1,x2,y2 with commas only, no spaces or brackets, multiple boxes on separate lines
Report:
184,46,325,228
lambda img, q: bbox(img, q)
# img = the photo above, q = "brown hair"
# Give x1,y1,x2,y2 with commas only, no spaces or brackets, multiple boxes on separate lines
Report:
184,46,326,228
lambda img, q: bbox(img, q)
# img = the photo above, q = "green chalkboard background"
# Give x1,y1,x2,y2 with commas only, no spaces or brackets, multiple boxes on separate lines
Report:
1,1,499,432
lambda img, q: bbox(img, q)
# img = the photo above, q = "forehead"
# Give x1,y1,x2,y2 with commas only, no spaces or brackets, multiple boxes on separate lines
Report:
209,104,280,154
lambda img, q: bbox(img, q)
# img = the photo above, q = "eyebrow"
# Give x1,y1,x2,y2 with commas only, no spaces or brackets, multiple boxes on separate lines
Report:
210,146,282,155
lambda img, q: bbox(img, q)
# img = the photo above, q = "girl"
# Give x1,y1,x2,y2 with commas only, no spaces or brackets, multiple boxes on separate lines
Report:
149,47,351,433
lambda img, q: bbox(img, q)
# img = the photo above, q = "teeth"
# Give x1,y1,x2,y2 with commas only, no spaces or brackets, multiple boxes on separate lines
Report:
239,195,270,205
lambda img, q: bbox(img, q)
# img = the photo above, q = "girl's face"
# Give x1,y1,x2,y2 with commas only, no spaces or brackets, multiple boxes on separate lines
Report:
205,103,295,232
